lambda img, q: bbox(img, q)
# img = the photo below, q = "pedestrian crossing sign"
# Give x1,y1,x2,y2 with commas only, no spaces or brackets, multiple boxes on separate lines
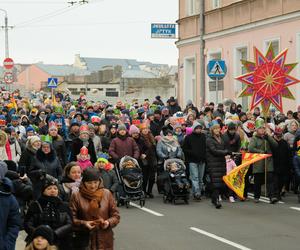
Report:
48,78,58,88
207,60,227,80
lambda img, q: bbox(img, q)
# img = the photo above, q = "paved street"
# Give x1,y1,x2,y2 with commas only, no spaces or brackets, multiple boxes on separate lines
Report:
17,190,300,250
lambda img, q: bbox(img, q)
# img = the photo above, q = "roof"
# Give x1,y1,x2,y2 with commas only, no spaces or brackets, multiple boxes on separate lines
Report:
122,69,158,79
36,63,89,76
81,57,140,72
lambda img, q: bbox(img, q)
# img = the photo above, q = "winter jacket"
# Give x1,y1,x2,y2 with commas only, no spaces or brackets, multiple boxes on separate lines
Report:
58,177,81,202
150,119,165,137
19,144,37,176
52,135,67,168
167,104,181,116
206,134,228,188
109,135,140,161
70,138,97,164
69,187,120,250
222,131,241,153
24,195,72,249
0,178,21,250
293,155,300,182
248,134,278,174
182,132,206,163
91,134,102,156
98,165,118,193
28,149,62,199
156,136,183,161
273,138,291,175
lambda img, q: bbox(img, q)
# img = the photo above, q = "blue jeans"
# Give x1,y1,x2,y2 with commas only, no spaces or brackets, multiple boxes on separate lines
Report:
189,162,206,196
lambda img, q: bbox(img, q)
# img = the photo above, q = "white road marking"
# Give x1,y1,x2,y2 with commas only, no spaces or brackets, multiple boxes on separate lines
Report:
290,207,300,212
129,202,164,217
248,193,284,204
190,227,252,250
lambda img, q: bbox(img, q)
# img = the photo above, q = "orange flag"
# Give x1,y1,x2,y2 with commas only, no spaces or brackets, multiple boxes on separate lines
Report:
223,153,272,200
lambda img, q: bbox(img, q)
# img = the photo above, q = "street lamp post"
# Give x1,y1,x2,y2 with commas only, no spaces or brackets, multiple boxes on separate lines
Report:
0,8,9,58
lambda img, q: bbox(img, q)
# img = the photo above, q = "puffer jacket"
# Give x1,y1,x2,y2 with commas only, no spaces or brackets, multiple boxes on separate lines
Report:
156,136,183,161
69,186,120,250
98,164,118,193
0,178,21,250
206,134,228,188
24,195,72,249
248,133,278,174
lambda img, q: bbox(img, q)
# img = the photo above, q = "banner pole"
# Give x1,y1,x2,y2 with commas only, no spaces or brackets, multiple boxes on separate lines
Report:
264,139,267,197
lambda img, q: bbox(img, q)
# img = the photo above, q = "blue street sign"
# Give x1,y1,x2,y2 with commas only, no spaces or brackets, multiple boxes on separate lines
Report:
207,60,227,80
48,78,58,88
151,23,176,39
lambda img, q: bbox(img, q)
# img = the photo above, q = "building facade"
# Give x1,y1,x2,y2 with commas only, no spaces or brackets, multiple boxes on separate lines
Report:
177,0,300,111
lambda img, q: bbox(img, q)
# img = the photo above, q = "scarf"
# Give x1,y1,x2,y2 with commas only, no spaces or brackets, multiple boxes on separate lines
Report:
79,183,104,219
161,136,179,152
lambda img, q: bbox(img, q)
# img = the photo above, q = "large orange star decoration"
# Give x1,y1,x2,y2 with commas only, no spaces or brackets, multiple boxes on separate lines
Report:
236,43,299,113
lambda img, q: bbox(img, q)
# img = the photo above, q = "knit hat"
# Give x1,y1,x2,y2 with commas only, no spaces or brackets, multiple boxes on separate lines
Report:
97,157,108,164
31,225,54,245
88,123,95,131
26,126,35,133
0,161,8,179
42,176,58,193
227,122,236,130
82,167,101,182
80,146,89,156
54,105,64,114
41,135,52,144
209,120,220,129
118,124,127,132
192,122,203,130
109,123,118,130
79,124,89,135
11,115,19,121
28,135,41,145
255,118,265,129
129,125,140,135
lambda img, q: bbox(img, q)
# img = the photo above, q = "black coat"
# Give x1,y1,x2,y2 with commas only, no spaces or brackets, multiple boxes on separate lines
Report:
206,134,228,188
52,135,67,168
28,149,62,199
168,104,181,116
19,146,36,176
182,132,206,163
222,131,241,153
70,137,97,164
150,119,165,137
273,138,291,174
24,195,72,248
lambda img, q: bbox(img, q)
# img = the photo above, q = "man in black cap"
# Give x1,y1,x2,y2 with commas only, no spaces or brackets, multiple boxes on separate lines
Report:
167,96,181,116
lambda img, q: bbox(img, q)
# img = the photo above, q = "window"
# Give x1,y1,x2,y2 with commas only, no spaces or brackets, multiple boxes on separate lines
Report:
212,0,221,9
234,46,248,109
264,39,280,56
184,57,197,105
106,91,119,97
106,88,116,91
187,0,200,16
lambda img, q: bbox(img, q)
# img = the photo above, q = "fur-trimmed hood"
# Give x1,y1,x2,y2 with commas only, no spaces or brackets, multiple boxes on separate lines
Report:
0,130,8,147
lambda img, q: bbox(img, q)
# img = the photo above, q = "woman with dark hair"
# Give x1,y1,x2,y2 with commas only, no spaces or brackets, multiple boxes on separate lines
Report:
229,102,237,115
59,162,82,202
206,120,231,209
24,177,72,249
28,136,62,199
69,168,120,250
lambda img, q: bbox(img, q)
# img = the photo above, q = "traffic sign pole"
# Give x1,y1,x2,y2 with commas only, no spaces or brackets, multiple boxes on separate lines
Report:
216,78,218,105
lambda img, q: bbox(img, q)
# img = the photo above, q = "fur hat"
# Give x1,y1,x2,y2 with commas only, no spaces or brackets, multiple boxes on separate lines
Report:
82,167,100,182
28,135,41,146
31,225,54,245
128,125,140,135
42,176,58,193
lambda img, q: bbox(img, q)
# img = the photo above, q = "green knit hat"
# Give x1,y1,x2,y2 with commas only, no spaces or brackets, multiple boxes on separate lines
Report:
255,118,265,129
54,105,64,114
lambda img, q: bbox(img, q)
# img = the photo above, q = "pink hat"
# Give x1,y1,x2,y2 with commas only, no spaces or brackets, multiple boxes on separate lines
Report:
129,125,140,135
185,127,193,136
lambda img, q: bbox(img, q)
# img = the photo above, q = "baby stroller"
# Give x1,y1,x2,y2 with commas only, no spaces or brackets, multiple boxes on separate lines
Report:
162,159,190,204
115,156,146,208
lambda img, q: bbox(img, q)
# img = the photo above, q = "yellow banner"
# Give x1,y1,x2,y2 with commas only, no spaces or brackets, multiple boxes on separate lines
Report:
223,153,272,200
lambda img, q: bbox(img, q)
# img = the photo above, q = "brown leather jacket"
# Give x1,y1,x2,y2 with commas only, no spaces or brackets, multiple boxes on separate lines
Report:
69,188,120,250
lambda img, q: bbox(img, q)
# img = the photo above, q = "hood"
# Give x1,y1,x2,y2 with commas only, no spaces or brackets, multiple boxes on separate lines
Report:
0,177,13,195
36,147,56,162
0,130,8,147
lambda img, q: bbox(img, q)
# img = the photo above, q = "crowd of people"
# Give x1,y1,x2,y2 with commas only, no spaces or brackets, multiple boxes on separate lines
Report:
1,89,300,250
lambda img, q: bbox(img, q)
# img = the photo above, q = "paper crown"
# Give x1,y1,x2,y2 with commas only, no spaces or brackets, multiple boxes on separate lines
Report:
80,146,89,155
255,118,265,129
41,134,52,144
139,122,149,130
54,105,64,114
48,121,57,130
91,116,101,124
79,124,89,134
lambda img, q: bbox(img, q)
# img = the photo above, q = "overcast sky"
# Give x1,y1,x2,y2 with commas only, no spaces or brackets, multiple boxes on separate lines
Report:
0,0,178,66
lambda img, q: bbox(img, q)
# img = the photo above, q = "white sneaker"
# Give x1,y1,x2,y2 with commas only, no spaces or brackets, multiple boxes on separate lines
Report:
229,196,235,203
218,195,222,202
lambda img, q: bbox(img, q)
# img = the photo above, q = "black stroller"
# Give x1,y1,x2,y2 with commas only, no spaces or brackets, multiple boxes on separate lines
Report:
115,156,146,208
162,159,190,204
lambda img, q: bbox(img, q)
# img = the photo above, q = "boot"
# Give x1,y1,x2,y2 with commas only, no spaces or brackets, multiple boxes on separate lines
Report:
212,198,222,209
